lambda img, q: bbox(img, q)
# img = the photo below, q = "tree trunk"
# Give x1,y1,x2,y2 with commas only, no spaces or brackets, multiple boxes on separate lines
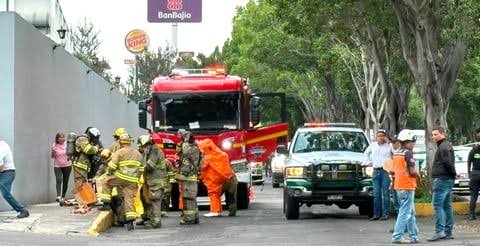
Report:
324,72,345,122
391,0,466,174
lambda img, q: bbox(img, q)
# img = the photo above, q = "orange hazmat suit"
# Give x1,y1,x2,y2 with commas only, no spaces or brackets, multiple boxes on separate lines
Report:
198,139,234,213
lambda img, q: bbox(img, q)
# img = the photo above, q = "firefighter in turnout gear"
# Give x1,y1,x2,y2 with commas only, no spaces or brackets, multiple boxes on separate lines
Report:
98,134,144,231
176,130,201,225
137,135,171,228
72,127,100,210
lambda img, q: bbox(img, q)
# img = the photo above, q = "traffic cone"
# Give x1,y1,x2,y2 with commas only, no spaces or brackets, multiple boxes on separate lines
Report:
249,185,255,201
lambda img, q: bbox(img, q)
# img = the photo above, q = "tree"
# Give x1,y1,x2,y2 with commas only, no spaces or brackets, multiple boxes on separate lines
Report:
126,46,177,102
70,19,111,79
389,0,479,172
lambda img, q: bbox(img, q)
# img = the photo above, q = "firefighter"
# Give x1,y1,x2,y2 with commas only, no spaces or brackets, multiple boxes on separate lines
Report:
72,127,101,211
176,130,201,225
198,139,238,217
137,135,171,228
110,128,127,153
98,134,144,231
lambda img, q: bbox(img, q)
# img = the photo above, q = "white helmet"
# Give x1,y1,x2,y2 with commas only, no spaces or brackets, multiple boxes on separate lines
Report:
397,129,417,142
86,127,101,138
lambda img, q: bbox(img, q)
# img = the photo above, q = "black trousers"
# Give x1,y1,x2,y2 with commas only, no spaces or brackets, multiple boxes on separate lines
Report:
54,166,72,198
470,171,480,214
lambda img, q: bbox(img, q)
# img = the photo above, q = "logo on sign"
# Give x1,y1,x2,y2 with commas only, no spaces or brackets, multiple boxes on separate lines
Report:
250,145,266,157
125,29,150,54
167,0,183,11
148,0,202,23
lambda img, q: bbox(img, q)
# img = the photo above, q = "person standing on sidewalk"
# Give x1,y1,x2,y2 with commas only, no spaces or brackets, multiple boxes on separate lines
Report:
51,133,72,202
391,129,419,244
364,129,392,220
467,128,480,220
427,126,456,241
0,139,30,218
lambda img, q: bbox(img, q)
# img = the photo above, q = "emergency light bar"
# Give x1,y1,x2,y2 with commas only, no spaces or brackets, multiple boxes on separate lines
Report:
304,122,356,128
170,67,226,77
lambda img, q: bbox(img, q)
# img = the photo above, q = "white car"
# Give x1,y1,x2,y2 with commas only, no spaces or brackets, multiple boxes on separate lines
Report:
453,146,471,194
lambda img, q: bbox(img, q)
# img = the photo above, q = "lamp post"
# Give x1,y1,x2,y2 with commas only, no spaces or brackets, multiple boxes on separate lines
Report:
92,56,99,66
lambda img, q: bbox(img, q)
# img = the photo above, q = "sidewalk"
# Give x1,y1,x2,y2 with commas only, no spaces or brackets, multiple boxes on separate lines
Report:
0,203,98,236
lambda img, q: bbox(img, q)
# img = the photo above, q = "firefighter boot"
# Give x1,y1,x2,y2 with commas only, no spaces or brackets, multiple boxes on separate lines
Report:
126,220,135,231
98,202,112,211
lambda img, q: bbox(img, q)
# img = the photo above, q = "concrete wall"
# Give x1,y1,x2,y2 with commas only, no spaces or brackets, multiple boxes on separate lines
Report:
0,12,146,210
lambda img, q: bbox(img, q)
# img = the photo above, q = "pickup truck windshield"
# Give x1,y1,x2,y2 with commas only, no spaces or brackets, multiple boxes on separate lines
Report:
153,92,240,131
293,130,369,153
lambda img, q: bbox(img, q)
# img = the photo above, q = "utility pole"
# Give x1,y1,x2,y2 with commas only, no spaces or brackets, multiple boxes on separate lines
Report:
135,54,139,102
172,23,178,52
6,0,9,11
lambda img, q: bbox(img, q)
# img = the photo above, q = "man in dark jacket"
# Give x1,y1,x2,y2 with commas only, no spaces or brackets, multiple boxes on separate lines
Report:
467,128,480,220
427,126,456,242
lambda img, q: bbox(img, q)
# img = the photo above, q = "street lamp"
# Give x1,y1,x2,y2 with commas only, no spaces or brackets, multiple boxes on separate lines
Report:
57,27,67,40
53,27,67,50
92,56,99,66
115,76,121,84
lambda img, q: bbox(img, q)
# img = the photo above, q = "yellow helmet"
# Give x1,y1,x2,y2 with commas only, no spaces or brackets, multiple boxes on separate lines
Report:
119,134,133,144
113,128,127,138
100,149,112,159
137,135,152,147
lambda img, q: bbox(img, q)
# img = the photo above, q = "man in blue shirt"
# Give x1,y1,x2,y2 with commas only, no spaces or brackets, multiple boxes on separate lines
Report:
0,139,29,218
364,129,393,220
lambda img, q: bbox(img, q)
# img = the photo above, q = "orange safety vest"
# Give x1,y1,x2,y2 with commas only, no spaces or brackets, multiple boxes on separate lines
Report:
392,150,417,190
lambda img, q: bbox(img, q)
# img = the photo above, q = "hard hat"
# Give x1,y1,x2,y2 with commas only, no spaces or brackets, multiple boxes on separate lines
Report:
100,149,112,159
113,128,127,138
119,134,133,144
397,129,417,142
137,135,152,147
86,127,101,138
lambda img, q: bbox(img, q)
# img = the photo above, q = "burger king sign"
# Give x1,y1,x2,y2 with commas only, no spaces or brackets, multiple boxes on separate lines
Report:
125,29,150,53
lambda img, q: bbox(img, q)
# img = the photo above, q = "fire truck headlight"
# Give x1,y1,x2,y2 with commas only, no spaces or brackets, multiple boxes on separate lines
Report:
221,137,234,150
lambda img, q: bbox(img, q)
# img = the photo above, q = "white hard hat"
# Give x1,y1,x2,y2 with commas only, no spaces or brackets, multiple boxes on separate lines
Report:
397,129,417,142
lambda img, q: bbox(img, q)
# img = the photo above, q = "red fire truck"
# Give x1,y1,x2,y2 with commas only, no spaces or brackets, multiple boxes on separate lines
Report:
138,68,288,209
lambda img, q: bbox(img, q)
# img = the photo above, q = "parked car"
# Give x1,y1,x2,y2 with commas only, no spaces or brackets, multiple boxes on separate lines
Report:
453,146,471,194
271,151,287,188
282,122,373,220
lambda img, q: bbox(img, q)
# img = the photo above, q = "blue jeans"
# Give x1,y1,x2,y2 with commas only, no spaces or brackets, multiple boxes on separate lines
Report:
392,190,419,242
432,178,454,235
0,170,26,212
372,169,390,217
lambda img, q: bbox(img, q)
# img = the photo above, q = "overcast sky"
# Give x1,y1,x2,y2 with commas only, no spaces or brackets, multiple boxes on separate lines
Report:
58,0,249,81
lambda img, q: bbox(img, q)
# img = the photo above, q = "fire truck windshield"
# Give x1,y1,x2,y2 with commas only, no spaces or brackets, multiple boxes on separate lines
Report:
152,92,240,132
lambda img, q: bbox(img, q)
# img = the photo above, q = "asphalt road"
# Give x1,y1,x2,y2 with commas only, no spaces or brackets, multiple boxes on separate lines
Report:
2,178,480,245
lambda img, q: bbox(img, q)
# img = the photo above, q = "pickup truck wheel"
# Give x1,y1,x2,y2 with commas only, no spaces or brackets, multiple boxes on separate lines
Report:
284,189,299,220
358,200,373,217
272,182,280,188
237,183,250,210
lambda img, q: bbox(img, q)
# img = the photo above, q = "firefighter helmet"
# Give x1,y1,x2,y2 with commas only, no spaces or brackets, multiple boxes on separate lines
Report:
113,128,127,138
119,134,133,144
85,127,101,138
137,135,152,147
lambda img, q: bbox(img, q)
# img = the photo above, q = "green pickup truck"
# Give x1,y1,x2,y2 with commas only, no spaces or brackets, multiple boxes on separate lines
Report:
280,123,374,220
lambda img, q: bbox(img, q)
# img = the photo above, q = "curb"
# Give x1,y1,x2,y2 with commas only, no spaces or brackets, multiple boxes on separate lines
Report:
416,202,480,217
87,211,113,237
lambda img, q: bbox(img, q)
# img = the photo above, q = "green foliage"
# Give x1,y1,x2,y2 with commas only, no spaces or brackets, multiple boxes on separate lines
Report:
406,88,424,130
70,19,111,80
127,46,177,102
